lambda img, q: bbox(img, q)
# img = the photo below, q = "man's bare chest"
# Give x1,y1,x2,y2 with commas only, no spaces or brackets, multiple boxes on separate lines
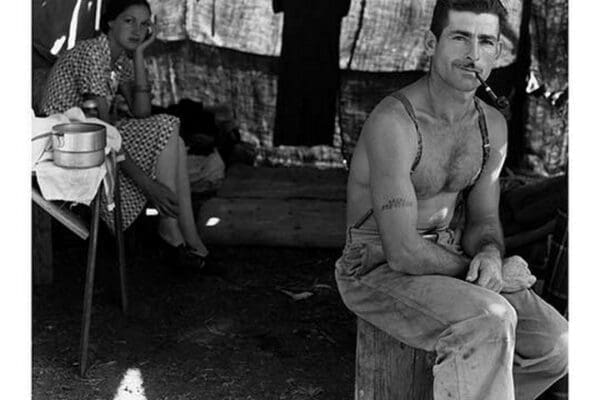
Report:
411,122,483,198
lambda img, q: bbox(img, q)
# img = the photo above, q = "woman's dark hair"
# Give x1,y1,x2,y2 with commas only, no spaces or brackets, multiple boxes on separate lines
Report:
429,0,508,39
100,0,151,33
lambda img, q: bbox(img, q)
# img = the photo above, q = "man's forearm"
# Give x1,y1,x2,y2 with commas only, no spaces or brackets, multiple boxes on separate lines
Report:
462,219,505,257
374,193,471,277
389,238,470,277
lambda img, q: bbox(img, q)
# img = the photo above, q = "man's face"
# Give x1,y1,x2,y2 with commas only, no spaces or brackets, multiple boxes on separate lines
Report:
430,10,501,92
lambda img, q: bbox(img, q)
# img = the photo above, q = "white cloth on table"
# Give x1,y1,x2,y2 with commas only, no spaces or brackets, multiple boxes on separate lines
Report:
32,107,123,208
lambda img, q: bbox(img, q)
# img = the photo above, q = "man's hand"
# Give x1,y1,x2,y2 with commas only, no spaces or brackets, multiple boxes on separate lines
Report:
501,255,536,293
342,243,386,272
144,181,179,218
466,246,503,292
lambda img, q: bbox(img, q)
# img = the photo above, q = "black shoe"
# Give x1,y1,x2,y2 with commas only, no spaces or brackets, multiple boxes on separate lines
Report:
158,240,207,271
175,245,207,271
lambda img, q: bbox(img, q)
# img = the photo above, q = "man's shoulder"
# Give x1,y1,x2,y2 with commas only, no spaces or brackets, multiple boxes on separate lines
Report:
362,78,427,152
362,96,418,146
477,99,506,128
366,85,422,130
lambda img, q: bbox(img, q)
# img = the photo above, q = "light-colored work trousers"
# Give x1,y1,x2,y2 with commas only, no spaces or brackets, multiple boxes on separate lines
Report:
335,226,568,400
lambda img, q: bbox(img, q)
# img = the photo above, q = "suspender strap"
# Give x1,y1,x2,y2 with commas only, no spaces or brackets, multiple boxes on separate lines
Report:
473,98,491,184
389,91,423,173
352,209,374,229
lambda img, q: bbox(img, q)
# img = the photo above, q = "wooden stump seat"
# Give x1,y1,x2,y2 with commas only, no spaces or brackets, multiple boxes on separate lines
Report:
355,318,435,400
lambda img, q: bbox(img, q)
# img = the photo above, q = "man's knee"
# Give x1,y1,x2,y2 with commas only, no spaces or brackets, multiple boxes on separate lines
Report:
476,297,518,339
440,295,517,349
547,330,568,376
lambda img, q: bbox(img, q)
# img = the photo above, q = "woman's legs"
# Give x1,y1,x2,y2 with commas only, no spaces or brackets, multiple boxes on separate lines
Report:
155,128,208,257
155,131,185,247
174,133,208,256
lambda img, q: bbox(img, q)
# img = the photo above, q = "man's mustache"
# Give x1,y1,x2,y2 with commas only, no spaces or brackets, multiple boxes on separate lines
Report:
454,62,483,73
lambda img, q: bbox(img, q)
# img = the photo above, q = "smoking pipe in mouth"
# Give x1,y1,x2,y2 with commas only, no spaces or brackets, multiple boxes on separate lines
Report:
475,72,510,109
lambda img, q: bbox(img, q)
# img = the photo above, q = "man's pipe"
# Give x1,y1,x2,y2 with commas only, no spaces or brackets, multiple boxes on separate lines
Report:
475,72,510,109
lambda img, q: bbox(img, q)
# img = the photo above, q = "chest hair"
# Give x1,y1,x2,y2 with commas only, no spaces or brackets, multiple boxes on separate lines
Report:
412,122,483,198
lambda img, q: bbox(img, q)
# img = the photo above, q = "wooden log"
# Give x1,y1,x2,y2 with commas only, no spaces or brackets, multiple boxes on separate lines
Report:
32,203,53,285
214,164,347,200
355,318,435,400
195,165,347,248
198,197,346,248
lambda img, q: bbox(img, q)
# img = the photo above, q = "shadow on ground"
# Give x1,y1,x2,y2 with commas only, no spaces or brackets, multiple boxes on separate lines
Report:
32,217,356,400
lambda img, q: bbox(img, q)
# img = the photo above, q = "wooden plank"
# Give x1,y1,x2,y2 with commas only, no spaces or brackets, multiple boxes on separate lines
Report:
32,203,53,285
32,188,89,240
355,318,434,400
198,197,346,248
215,165,347,200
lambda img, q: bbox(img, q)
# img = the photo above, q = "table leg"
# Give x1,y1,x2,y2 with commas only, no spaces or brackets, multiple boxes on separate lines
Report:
113,164,128,315
79,193,100,377
32,203,53,285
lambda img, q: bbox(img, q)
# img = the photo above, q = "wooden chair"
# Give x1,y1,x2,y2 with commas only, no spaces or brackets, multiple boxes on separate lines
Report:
32,154,128,376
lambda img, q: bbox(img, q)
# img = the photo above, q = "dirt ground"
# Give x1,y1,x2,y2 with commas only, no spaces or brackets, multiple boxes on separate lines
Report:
32,213,568,400
32,216,356,400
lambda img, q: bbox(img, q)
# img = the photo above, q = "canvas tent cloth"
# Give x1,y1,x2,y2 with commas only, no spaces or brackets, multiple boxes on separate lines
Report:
521,0,568,177
33,0,567,173
32,0,102,113
143,0,525,166
151,0,522,71
33,0,100,67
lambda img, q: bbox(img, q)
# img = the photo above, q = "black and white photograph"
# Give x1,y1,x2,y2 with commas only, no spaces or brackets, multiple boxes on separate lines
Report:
7,0,587,398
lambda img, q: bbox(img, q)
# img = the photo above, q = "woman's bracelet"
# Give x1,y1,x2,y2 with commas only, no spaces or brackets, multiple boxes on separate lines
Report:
133,83,151,93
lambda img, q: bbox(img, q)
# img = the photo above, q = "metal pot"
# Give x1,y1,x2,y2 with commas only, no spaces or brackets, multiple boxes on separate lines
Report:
52,122,107,169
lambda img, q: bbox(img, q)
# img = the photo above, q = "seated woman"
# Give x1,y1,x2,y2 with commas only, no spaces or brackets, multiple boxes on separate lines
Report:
40,0,208,269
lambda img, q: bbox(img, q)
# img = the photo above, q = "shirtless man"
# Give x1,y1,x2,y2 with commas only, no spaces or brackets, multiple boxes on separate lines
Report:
335,1,568,399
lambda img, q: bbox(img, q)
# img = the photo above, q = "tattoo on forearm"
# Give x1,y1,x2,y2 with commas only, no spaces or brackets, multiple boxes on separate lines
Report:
380,196,414,211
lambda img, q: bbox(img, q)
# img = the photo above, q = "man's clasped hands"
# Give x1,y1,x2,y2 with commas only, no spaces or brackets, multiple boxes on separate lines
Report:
342,242,536,293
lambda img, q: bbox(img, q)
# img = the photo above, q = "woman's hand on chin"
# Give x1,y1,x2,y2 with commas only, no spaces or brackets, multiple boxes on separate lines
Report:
136,22,156,55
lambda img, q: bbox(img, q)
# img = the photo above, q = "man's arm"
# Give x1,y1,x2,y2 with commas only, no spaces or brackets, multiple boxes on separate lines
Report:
365,100,470,277
461,106,508,291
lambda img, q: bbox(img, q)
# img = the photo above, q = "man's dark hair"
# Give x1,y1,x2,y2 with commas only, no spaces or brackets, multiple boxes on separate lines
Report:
429,0,508,39
101,0,151,33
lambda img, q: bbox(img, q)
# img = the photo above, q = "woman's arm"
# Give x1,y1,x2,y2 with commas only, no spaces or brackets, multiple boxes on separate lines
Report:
82,95,112,124
124,25,157,118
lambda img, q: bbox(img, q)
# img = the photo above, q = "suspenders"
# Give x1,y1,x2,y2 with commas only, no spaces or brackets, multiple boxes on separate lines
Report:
473,98,491,185
352,93,490,230
351,92,422,229
390,91,423,174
